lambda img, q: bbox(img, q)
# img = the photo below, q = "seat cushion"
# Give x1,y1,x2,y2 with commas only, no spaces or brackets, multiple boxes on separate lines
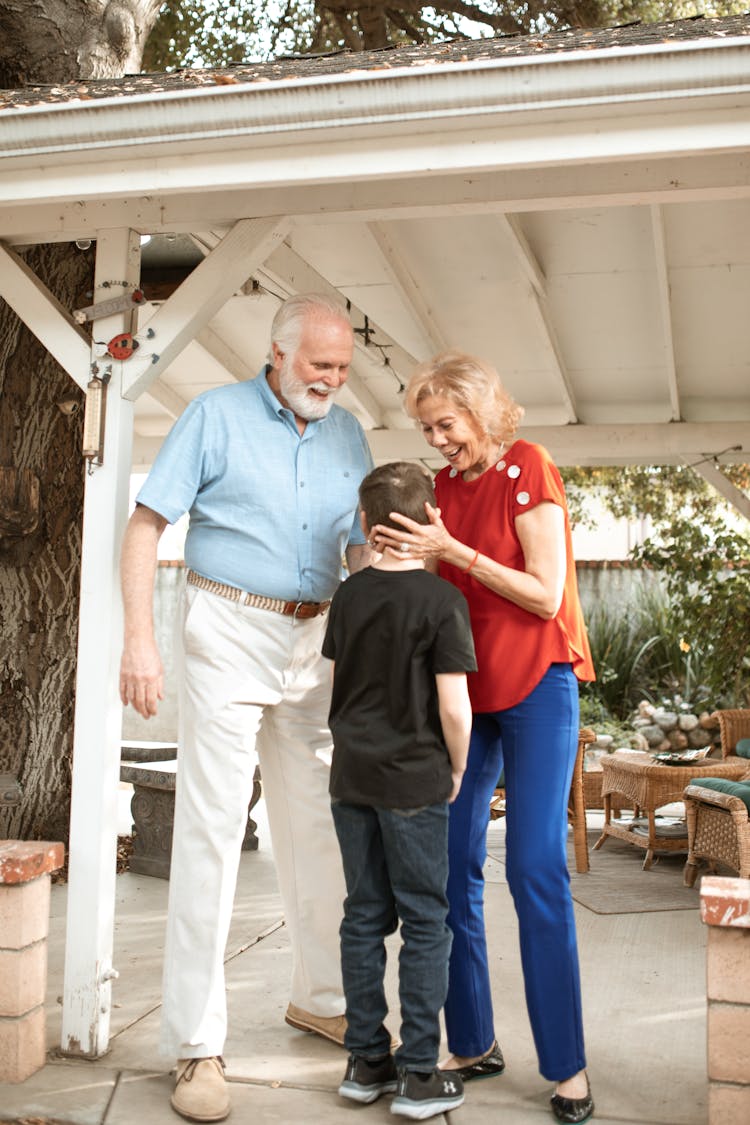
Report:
690,776,750,812
735,737,750,758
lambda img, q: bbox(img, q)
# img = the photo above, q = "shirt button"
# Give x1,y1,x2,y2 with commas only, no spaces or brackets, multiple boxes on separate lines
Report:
302,523,308,529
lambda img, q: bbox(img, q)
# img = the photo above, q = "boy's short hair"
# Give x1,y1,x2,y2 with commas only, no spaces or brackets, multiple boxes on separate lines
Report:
359,461,436,530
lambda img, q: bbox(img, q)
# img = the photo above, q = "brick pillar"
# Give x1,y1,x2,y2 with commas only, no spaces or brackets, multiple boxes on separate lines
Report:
701,875,750,1125
0,840,64,1083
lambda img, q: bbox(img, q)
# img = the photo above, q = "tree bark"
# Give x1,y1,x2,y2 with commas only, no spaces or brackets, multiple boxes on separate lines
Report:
0,246,92,841
0,0,163,843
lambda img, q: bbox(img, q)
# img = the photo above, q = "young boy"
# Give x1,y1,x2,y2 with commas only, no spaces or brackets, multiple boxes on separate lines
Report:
322,461,477,1121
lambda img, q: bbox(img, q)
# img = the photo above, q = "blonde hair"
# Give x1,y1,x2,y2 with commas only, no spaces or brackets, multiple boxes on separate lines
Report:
404,351,524,444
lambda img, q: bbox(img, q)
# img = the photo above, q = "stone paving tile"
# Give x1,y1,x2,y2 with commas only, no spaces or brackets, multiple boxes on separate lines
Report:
0,1058,116,1124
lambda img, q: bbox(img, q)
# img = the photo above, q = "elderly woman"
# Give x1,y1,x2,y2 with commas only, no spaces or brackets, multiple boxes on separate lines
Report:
371,351,596,1124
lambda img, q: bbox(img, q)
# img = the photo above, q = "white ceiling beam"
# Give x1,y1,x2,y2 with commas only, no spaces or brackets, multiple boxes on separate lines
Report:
122,217,289,401
194,327,257,382
367,222,447,354
131,420,750,473
650,204,681,422
191,229,385,427
144,378,189,419
498,214,578,424
256,238,426,430
684,457,750,521
3,152,750,247
0,240,91,389
368,421,750,467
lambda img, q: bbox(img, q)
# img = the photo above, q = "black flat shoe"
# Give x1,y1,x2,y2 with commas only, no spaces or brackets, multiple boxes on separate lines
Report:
550,1075,594,1123
450,1041,505,1082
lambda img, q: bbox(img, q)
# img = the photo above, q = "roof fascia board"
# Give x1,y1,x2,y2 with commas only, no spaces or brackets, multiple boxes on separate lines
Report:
2,101,749,216
1,36,750,160
3,149,750,250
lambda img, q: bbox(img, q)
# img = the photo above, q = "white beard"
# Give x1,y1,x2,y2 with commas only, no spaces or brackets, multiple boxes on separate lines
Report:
279,356,338,421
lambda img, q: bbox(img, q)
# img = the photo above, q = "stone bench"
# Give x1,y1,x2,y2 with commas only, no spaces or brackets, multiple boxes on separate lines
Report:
120,746,261,879
0,840,64,1082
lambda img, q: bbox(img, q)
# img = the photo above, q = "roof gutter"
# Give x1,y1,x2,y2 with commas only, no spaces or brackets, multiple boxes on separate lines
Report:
1,35,750,159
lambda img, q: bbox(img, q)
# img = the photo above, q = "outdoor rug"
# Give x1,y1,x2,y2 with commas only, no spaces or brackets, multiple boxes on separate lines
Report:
486,824,702,915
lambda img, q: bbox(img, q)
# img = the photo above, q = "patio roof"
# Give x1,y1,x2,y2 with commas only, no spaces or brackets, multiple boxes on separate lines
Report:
1,14,749,475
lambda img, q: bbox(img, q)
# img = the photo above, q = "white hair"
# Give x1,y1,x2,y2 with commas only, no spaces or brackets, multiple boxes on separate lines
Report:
270,293,351,359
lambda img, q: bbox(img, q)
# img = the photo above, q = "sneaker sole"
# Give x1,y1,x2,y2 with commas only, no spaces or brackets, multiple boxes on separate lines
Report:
391,1093,465,1119
339,1079,399,1104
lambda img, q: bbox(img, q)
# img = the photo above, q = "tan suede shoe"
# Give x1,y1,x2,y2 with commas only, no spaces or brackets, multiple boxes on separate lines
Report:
284,1002,347,1046
171,1056,230,1122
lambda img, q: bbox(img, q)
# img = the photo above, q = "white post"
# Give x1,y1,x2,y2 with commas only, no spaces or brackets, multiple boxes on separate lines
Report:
61,229,139,1057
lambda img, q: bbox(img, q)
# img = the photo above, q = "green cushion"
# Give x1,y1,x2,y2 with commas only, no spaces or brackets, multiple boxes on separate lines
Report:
690,776,750,812
735,737,750,758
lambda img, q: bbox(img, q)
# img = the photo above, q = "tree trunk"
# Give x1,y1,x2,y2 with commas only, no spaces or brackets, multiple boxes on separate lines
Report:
0,246,93,841
0,0,163,844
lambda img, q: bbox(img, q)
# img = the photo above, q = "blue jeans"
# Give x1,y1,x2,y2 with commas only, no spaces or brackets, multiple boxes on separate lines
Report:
331,800,452,1071
444,663,587,1081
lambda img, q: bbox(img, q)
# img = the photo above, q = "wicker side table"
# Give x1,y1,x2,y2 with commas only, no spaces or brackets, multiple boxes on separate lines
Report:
593,751,748,871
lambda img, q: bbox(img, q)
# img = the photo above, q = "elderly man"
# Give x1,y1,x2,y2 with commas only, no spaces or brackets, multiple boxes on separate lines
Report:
119,293,374,1123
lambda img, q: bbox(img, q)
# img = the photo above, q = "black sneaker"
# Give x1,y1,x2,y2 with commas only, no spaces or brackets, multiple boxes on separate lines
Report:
391,1068,464,1119
339,1053,398,1104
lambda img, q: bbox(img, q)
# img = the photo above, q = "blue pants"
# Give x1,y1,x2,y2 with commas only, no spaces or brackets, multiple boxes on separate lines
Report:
331,800,452,1071
444,663,587,1081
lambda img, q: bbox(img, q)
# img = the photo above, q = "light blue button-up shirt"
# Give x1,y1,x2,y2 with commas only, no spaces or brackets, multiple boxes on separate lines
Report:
136,370,373,601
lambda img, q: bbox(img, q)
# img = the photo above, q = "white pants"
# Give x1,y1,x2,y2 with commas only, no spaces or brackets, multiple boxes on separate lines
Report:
160,584,346,1059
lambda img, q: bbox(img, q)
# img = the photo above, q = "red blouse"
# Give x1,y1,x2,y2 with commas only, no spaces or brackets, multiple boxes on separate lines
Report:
435,439,595,712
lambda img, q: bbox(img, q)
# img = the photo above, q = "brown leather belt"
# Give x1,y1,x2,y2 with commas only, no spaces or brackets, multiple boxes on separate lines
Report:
186,570,331,619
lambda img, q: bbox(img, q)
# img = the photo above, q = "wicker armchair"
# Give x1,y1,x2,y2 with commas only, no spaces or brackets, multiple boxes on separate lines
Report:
683,709,750,886
489,728,596,874
714,708,750,762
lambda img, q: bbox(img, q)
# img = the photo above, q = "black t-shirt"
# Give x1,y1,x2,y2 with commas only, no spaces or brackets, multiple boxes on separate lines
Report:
322,566,477,808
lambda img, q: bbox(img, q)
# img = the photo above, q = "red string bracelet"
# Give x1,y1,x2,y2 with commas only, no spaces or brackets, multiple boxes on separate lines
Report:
464,549,480,572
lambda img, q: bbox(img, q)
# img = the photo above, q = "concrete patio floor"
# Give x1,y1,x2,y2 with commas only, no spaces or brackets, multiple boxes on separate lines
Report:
1,802,708,1125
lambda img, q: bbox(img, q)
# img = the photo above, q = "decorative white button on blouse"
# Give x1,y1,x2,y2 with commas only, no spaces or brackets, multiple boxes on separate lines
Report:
516,491,530,505
507,465,521,479
449,468,458,478
495,460,506,472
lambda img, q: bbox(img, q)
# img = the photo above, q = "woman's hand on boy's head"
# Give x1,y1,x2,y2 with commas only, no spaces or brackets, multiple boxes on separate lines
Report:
369,503,451,561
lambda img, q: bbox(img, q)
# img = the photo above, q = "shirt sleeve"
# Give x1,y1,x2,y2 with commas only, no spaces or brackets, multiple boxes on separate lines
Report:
507,442,566,516
345,422,375,547
431,591,478,674
135,399,209,524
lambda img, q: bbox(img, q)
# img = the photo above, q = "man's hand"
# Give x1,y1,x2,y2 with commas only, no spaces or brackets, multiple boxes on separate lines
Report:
119,636,164,719
119,504,168,719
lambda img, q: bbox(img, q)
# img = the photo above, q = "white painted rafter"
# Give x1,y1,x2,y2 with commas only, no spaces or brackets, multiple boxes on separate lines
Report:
190,230,386,427
367,222,447,354
650,204,681,421
122,217,289,401
684,457,750,520
195,325,258,383
0,240,91,389
497,213,578,424
144,377,188,419
195,230,422,431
